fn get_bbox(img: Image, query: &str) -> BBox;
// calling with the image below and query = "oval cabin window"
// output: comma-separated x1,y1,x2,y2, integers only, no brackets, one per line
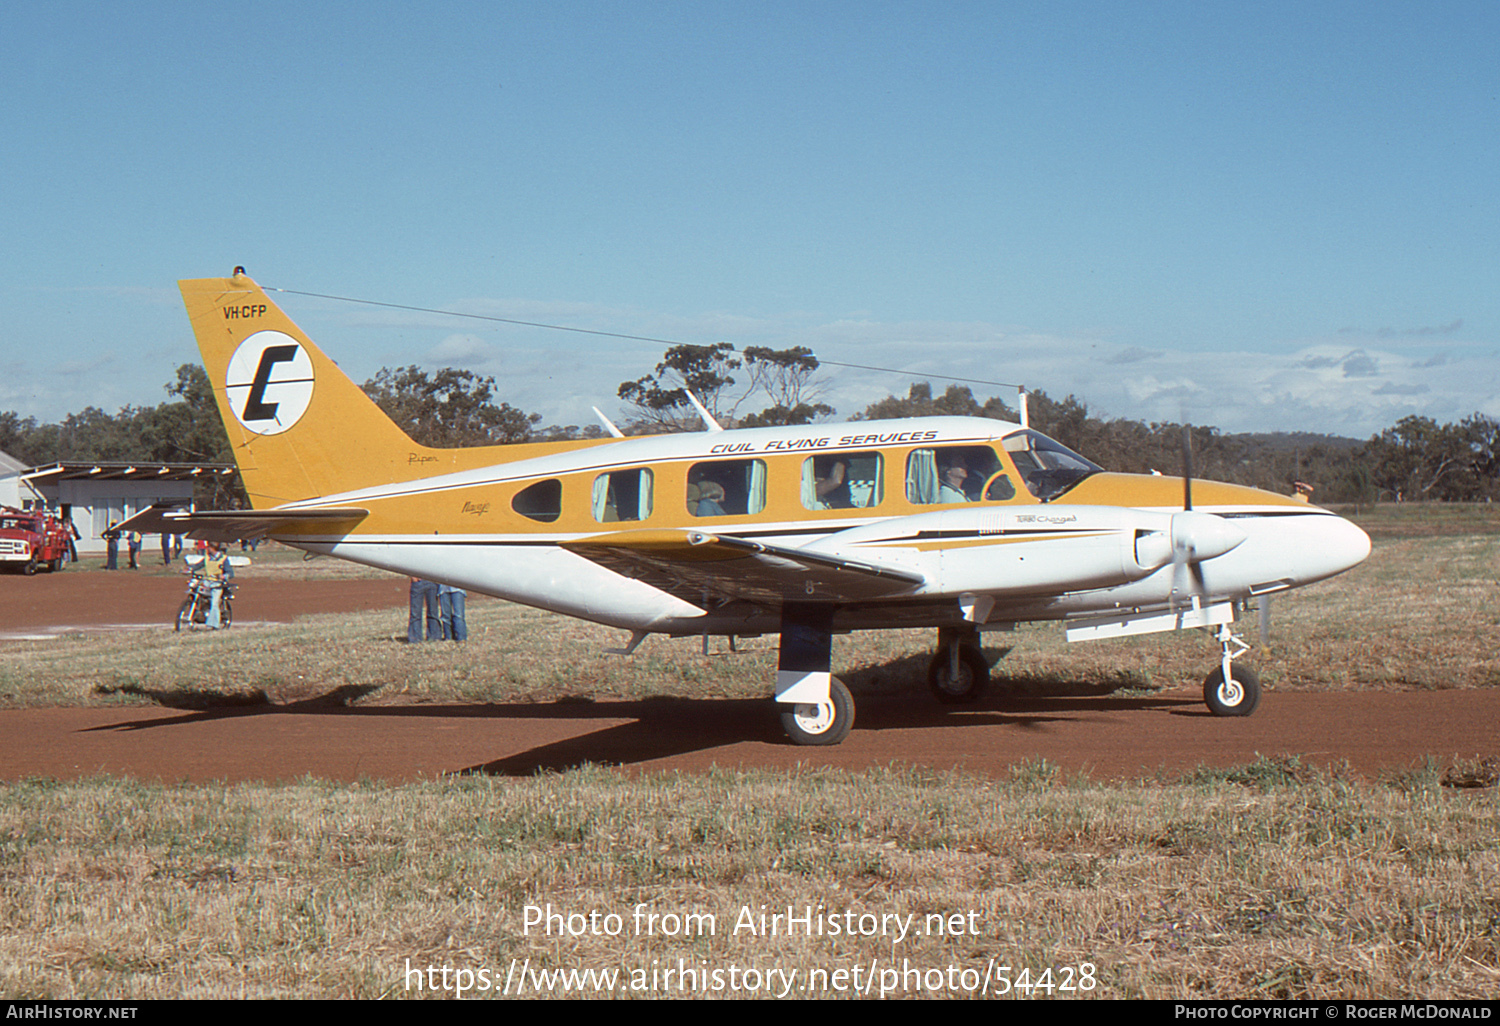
512,479,562,523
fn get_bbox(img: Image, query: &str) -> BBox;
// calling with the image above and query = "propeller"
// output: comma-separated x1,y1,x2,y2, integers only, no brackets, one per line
1182,423,1194,513
1131,425,1246,604
1169,511,1244,608
1172,424,1198,608
1178,422,1270,644
1167,424,1245,610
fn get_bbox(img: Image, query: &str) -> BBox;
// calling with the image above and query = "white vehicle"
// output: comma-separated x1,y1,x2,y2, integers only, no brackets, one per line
122,270,1370,745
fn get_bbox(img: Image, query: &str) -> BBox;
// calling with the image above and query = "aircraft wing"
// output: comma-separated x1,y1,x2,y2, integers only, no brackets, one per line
562,529,925,608
116,502,369,543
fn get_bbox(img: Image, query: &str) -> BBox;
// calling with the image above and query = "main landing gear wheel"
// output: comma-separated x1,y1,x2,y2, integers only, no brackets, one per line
927,645,989,704
1204,665,1260,717
780,677,854,746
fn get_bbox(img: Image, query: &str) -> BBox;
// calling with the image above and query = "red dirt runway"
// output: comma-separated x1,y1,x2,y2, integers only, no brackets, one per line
1,569,1495,783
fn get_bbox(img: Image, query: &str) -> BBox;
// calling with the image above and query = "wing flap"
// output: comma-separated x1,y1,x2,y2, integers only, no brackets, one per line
563,529,925,607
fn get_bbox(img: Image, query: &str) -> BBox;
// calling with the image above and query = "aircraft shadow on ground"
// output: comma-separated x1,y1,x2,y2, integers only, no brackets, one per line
82,659,1199,775
457,690,1198,776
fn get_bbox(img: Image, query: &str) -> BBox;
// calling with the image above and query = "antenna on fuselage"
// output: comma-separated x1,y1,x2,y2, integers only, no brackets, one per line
684,390,723,433
1018,388,1029,429
592,407,625,438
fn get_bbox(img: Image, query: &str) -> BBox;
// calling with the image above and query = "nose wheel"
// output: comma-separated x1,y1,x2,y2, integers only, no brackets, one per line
1204,624,1259,716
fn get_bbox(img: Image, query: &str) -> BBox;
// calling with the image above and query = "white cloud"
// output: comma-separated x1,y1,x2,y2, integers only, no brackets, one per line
12,291,1492,443
427,334,498,365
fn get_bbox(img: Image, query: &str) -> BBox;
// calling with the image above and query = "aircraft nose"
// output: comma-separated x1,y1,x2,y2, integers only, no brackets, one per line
1326,514,1372,572
1296,512,1371,583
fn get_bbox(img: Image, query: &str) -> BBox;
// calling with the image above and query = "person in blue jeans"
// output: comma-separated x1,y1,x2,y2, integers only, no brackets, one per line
407,578,441,642
438,585,468,641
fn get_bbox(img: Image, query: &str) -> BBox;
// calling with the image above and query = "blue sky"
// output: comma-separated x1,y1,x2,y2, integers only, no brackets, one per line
2,0,1496,440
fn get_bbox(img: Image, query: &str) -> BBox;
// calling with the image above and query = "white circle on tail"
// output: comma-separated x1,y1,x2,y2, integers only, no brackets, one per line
224,331,315,435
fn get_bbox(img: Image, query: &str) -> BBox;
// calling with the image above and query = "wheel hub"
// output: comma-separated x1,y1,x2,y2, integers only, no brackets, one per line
792,702,834,734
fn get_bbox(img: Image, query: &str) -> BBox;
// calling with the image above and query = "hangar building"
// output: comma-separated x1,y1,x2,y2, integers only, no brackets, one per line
0,449,235,555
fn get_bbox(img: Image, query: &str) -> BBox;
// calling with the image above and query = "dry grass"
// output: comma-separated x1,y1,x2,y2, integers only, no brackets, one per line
0,765,1495,999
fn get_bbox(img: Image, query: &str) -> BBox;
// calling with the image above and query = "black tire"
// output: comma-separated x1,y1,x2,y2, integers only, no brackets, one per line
21,556,37,576
1204,665,1261,717
780,677,854,746
221,597,232,629
927,644,990,704
176,597,194,632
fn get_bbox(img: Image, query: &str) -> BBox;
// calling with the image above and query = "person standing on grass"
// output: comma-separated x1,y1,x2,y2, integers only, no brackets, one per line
438,584,468,642
408,578,441,643
127,531,141,570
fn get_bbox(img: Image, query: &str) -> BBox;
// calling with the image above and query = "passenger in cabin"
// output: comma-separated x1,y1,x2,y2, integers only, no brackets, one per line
814,459,850,508
694,480,728,517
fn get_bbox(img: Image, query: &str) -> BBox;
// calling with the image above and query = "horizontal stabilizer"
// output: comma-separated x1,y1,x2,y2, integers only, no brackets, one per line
117,502,368,543
563,529,924,608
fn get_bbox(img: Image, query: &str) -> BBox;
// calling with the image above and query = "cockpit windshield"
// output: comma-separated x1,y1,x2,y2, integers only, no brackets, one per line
1001,430,1103,502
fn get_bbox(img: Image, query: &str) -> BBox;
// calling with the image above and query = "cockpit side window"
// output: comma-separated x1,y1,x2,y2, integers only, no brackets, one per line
905,446,1012,504
1001,430,1103,501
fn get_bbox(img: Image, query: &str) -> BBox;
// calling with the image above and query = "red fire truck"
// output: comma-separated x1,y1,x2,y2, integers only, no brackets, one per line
0,507,72,574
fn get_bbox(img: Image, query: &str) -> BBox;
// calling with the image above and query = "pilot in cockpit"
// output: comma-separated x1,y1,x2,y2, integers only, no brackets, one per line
938,461,972,503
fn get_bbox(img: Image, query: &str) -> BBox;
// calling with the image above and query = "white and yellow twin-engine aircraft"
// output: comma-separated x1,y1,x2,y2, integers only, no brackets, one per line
128,270,1371,745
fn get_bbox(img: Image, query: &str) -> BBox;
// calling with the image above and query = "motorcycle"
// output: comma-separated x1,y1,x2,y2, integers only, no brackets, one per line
175,573,234,631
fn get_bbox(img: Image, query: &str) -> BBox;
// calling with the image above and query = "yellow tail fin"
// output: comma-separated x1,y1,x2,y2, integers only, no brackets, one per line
181,270,595,508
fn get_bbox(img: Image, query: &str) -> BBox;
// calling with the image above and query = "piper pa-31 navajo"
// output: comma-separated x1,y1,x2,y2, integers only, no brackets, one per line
125,270,1371,745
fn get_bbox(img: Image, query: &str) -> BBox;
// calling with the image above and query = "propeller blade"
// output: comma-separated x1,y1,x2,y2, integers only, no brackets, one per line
1258,595,1271,650
1171,539,1209,610
1182,424,1194,512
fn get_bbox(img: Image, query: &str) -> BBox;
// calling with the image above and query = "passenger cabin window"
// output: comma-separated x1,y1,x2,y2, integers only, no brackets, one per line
1001,430,1102,501
687,459,767,517
592,468,653,522
511,479,562,523
801,452,884,510
906,446,1015,504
